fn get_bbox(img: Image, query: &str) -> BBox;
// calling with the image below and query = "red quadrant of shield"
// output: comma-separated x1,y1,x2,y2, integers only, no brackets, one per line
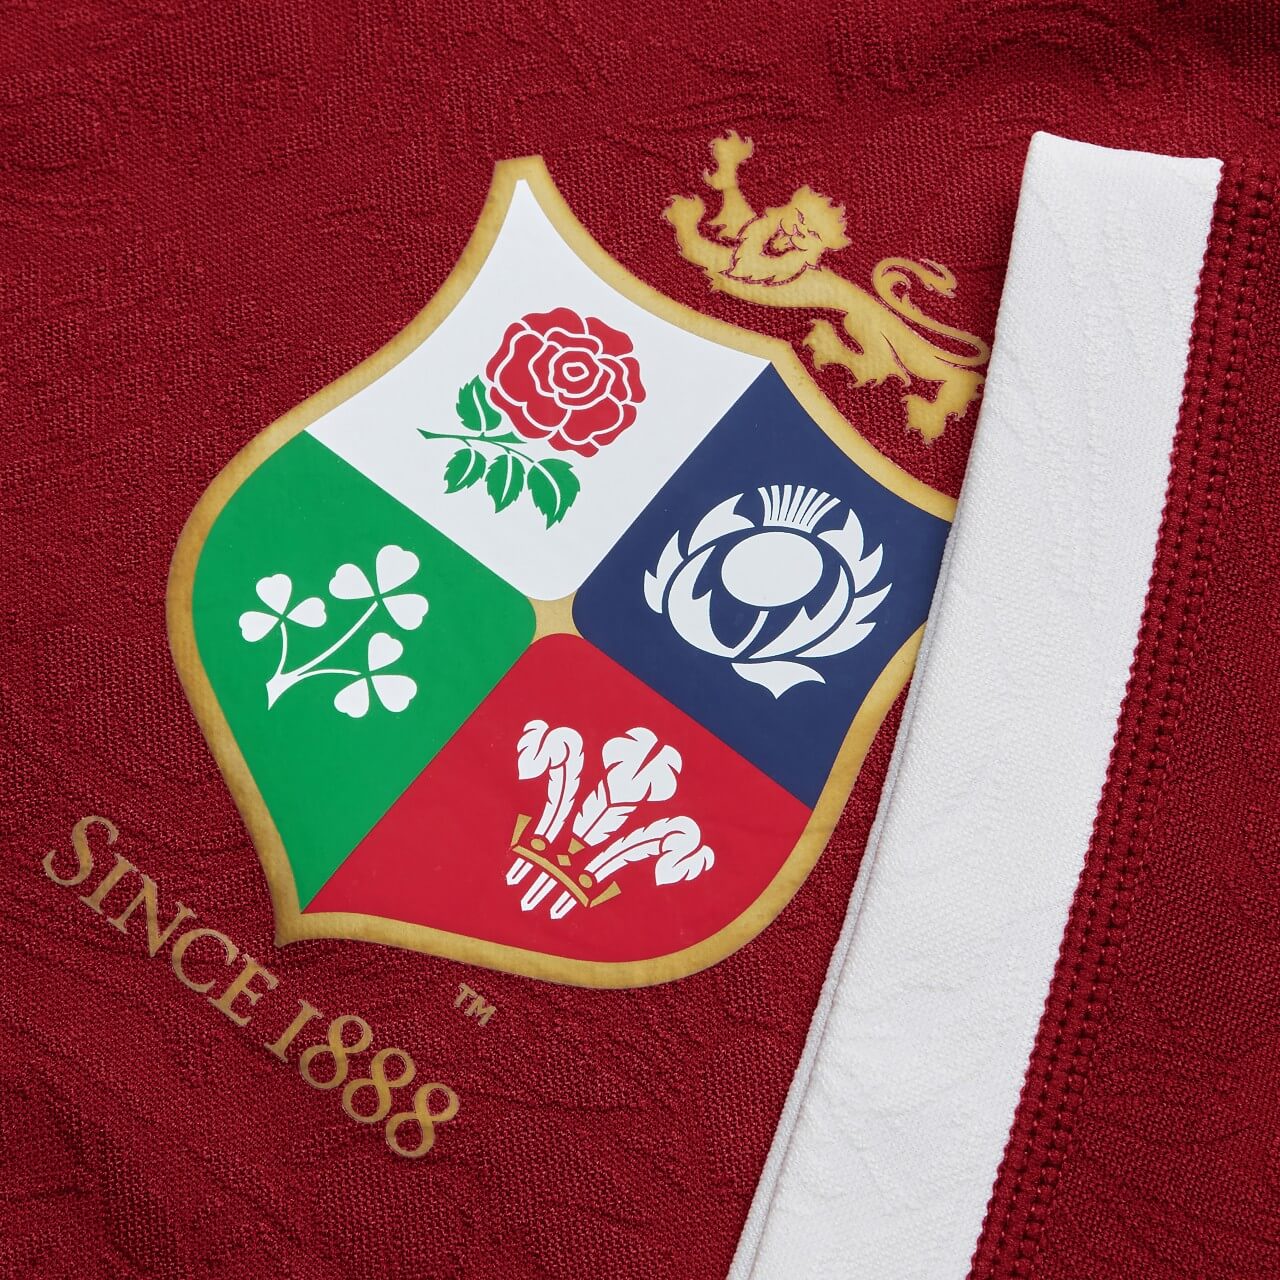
306,633,810,964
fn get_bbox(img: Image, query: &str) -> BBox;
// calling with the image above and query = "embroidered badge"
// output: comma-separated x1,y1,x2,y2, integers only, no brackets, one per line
168,153,952,987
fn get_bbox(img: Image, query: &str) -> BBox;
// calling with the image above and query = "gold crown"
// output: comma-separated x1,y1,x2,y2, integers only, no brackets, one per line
508,814,622,910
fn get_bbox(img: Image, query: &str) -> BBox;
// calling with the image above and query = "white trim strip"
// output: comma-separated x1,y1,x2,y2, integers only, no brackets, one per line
730,133,1222,1280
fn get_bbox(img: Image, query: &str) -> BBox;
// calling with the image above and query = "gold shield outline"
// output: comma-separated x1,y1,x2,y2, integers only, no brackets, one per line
167,155,954,988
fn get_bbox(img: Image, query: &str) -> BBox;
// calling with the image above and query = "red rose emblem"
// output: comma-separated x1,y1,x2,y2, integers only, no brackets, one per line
485,307,646,457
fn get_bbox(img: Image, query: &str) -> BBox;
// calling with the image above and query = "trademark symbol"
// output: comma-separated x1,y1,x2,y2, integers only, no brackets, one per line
454,982,496,1027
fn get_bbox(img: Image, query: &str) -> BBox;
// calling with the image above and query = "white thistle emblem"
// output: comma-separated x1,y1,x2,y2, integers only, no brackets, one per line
505,721,713,920
644,484,890,697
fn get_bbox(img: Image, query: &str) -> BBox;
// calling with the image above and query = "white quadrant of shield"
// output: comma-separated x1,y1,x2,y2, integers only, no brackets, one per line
307,180,767,600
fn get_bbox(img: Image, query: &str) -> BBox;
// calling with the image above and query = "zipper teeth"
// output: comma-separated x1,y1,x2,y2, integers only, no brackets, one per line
970,163,1272,1279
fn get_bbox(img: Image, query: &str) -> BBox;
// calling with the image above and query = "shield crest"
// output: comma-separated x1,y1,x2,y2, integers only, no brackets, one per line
168,157,953,987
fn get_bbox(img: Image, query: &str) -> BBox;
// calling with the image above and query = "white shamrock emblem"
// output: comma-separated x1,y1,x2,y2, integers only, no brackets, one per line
328,544,430,630
332,633,418,719
238,544,428,716
238,574,326,641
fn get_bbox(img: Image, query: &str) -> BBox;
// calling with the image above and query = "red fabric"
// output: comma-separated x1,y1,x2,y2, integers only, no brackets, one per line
972,167,1280,1278
2,4,1280,1278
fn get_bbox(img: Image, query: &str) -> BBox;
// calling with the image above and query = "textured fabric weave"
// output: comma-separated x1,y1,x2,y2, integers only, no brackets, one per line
973,158,1280,1280
731,132,1221,1280
3,5,1280,1278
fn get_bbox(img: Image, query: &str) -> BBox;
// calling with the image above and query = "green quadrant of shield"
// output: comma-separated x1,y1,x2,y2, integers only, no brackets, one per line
192,432,535,905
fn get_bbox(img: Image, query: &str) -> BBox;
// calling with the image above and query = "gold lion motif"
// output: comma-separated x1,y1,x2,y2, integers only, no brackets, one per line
665,132,989,441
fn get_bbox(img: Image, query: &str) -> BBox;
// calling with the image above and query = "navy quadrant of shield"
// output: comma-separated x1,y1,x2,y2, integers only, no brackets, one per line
576,366,950,806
